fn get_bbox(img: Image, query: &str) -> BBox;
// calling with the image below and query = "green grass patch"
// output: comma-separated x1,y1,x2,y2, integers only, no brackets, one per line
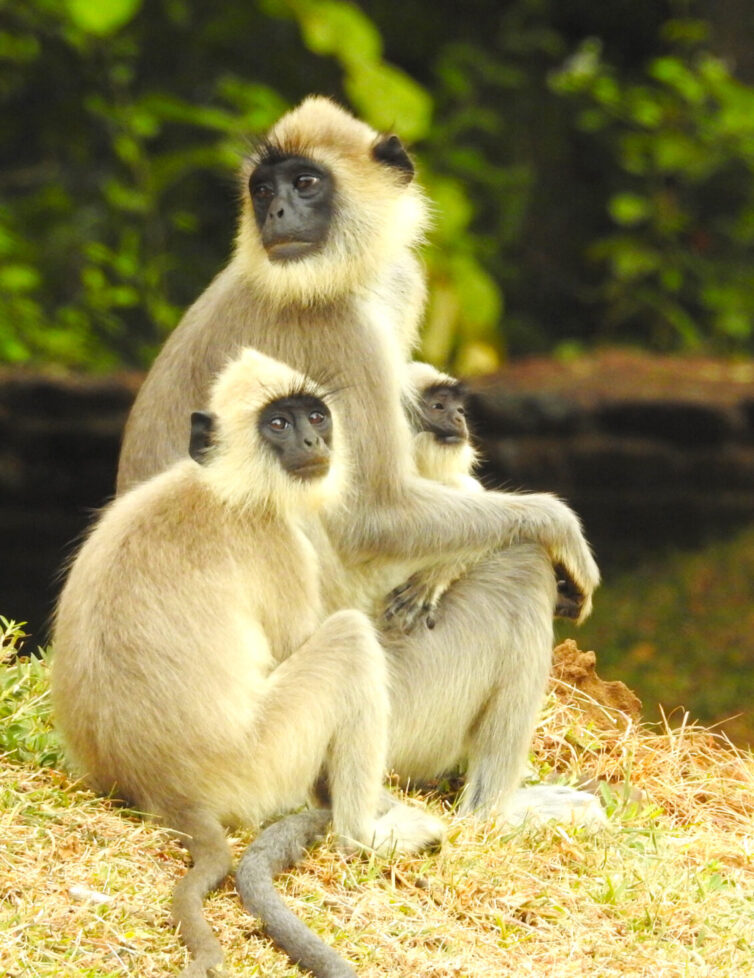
559,523,754,745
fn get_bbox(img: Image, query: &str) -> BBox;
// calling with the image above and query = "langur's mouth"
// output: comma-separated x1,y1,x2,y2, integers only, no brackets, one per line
267,240,321,262
436,434,464,445
291,460,331,480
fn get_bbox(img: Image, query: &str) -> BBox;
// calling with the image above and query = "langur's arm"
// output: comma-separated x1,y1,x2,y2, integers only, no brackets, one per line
331,481,599,621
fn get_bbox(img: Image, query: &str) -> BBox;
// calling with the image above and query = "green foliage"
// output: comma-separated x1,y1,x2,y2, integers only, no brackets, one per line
275,0,433,140
64,0,143,36
551,25,754,352
1,0,293,367
0,0,503,372
0,619,62,767
420,4,567,366
3,1,754,368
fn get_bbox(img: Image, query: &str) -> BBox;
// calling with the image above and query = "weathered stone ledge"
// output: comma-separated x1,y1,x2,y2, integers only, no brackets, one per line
2,352,753,639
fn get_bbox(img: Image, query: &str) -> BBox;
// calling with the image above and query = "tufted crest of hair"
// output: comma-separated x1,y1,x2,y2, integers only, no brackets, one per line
236,95,430,306
201,347,345,512
406,360,459,397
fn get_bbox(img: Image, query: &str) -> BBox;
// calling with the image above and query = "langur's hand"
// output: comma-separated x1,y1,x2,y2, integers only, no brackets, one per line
382,573,443,633
526,494,600,623
553,563,586,620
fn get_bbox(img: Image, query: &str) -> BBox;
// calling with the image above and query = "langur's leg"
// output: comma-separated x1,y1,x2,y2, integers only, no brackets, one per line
255,610,443,853
384,543,556,817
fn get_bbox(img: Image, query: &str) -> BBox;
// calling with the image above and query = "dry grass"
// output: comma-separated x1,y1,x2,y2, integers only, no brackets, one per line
1,650,753,978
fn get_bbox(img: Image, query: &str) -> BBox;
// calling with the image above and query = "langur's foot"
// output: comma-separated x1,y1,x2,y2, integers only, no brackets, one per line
553,563,586,620
506,784,607,830
369,802,445,855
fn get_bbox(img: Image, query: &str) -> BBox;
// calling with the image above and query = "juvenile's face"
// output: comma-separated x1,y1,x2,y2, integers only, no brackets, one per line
419,384,469,445
258,394,332,480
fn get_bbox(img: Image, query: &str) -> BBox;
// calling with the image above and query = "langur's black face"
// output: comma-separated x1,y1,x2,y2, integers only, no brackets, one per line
419,384,469,445
258,394,333,480
249,155,334,262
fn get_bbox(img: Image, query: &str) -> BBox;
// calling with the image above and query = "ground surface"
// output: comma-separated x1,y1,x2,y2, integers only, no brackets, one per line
2,646,753,978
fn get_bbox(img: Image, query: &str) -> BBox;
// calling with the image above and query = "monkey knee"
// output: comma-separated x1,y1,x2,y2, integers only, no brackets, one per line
324,608,376,639
321,610,380,655
318,610,387,681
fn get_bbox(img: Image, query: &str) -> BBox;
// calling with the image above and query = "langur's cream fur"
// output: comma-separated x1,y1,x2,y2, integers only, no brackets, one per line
202,348,348,513
116,95,600,840
236,96,430,311
405,360,481,492
380,362,484,628
53,348,443,978
413,431,480,493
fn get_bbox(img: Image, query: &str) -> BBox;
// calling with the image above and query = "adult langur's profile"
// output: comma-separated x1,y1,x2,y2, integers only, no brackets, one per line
52,349,444,978
116,95,601,822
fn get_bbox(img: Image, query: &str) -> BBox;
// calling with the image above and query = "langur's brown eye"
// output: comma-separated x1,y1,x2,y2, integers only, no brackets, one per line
269,417,289,431
252,183,274,199
432,402,444,411
309,410,326,425
295,174,319,192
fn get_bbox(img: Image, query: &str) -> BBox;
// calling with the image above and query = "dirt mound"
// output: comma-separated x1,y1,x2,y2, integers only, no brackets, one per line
552,638,642,728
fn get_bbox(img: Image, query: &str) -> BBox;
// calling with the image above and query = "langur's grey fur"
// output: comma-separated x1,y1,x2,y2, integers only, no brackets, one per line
236,810,357,978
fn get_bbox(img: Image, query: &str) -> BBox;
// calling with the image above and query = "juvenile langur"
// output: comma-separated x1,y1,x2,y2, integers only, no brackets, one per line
408,360,482,493
52,349,444,978
116,96,600,822
387,361,585,628
384,361,482,630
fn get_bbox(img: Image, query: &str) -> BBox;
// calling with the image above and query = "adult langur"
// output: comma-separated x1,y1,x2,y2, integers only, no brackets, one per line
116,95,600,820
53,349,444,978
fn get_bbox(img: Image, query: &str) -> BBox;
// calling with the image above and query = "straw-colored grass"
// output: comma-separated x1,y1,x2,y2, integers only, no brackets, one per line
1,626,752,978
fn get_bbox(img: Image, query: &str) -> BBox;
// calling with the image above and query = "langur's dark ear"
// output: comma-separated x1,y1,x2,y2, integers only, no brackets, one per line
372,134,414,184
189,411,216,464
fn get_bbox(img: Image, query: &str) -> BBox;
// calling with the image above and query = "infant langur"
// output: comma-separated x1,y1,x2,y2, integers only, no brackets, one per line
384,361,482,631
386,361,588,629
51,349,443,978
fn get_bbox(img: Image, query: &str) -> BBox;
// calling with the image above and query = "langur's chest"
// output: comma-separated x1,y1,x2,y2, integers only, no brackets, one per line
247,529,323,659
247,304,384,383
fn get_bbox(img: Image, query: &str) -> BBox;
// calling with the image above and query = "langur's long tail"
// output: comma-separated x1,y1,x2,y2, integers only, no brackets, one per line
236,809,357,978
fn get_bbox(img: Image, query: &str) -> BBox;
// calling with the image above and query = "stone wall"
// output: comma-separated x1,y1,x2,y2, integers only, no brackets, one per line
0,371,139,643
467,352,754,567
2,352,753,643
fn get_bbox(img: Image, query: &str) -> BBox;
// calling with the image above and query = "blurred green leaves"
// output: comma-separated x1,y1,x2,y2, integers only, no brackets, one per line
0,0,503,372
268,0,433,139
64,0,142,37
0,619,61,768
0,0,289,367
552,27,754,351
3,2,754,371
